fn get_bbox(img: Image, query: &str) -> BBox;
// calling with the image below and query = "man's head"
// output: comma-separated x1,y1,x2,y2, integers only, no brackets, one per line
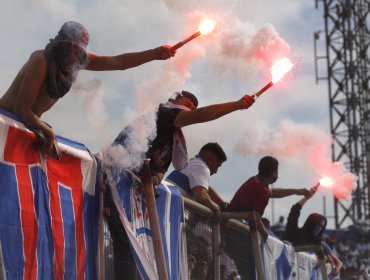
44,21,90,98
169,91,198,110
258,156,279,183
55,21,90,49
199,142,227,175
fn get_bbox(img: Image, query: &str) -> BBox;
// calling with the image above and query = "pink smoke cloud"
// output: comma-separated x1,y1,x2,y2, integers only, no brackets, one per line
234,119,357,199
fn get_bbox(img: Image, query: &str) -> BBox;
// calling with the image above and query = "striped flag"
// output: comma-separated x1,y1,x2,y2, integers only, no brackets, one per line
0,108,100,280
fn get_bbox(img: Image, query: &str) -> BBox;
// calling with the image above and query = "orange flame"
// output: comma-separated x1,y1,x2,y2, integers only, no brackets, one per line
319,176,334,188
271,58,293,84
198,19,216,35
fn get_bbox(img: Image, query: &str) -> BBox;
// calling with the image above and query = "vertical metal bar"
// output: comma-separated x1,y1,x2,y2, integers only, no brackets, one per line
213,222,221,280
97,171,105,280
250,211,265,280
142,159,168,280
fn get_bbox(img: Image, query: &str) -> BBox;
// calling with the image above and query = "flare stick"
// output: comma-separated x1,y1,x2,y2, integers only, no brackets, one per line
254,81,273,98
171,31,201,51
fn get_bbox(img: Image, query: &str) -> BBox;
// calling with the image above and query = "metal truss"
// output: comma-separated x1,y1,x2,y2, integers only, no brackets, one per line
315,0,370,229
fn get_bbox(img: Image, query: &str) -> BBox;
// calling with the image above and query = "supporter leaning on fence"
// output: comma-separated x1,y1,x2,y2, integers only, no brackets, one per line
166,142,229,222
103,91,255,279
225,156,311,240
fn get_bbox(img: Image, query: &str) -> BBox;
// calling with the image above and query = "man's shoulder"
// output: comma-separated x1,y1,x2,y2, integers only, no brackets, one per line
28,50,47,66
157,105,183,121
240,177,268,194
29,50,45,59
188,156,207,166
185,157,209,174
240,176,258,188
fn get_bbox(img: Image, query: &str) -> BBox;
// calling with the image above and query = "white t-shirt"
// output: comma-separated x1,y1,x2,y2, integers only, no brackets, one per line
180,156,210,191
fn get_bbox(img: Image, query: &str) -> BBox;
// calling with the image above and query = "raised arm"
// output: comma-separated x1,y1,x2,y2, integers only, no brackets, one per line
285,184,319,242
86,46,175,71
270,187,311,198
174,95,255,127
296,184,319,207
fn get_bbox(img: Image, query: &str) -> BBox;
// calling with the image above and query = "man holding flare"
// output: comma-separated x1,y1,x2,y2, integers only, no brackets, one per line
0,21,176,158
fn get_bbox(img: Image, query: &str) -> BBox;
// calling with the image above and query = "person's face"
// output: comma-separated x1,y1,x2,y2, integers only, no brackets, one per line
271,168,278,183
175,96,197,110
206,153,223,175
313,219,326,237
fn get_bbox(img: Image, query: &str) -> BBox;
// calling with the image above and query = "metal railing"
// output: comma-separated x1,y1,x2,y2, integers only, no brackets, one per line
102,195,326,280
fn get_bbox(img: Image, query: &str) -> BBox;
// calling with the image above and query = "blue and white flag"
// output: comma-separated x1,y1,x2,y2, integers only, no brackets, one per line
106,168,187,280
0,108,100,280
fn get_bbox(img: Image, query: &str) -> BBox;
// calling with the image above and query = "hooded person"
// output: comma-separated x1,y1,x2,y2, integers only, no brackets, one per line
0,21,175,158
284,186,344,277
284,184,327,246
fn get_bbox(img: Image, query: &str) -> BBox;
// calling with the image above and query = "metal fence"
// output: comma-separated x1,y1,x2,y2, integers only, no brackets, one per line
103,197,254,280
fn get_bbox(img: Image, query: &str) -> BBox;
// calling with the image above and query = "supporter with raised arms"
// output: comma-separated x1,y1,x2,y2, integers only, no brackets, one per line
104,91,255,279
0,21,175,158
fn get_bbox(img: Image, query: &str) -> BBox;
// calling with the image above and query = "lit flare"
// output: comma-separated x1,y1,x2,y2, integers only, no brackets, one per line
198,19,216,35
171,18,216,51
254,57,293,98
271,58,293,84
319,176,334,188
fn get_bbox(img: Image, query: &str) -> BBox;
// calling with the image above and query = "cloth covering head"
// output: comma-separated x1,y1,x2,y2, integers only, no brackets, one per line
170,91,199,108
44,21,90,99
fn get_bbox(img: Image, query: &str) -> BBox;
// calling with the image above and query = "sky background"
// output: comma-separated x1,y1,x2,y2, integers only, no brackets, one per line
0,0,357,229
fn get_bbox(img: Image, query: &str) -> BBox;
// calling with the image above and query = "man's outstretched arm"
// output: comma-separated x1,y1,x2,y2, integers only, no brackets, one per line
86,46,175,71
174,95,255,128
270,188,311,198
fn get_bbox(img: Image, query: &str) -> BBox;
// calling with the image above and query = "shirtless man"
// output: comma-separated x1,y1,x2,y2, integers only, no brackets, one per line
0,21,175,157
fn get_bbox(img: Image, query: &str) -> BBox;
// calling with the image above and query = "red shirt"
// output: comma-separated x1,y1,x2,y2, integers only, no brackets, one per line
228,176,270,215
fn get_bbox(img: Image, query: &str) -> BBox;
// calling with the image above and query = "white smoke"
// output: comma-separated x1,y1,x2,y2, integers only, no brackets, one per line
72,77,109,139
101,110,158,172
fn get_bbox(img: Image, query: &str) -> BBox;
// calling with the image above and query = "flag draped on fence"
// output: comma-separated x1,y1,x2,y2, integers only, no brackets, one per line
105,166,187,280
0,108,100,280
260,235,320,280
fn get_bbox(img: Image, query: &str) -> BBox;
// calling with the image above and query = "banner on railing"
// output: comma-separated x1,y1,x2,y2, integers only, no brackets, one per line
260,235,320,280
0,108,100,280
107,172,187,280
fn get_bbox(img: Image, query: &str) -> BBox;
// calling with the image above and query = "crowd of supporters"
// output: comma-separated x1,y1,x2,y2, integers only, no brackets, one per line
270,217,370,280
323,226,370,279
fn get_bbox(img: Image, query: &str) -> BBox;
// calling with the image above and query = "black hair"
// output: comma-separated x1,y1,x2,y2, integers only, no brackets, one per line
258,156,279,177
170,91,199,108
199,142,227,162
